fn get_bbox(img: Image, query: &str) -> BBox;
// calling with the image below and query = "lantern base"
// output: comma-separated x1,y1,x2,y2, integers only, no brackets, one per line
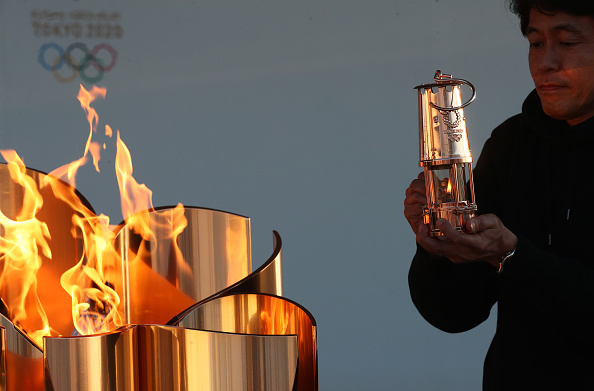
423,202,477,237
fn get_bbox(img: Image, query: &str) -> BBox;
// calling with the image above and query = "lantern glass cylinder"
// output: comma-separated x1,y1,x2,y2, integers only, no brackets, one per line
423,162,475,235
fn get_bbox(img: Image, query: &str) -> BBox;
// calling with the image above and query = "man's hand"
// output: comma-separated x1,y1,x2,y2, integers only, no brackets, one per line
404,172,426,235
417,215,518,267
404,171,517,267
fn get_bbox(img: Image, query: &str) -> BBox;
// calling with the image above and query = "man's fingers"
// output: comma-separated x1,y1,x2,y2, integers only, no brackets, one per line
405,180,426,197
438,219,482,249
404,193,426,210
416,223,443,256
436,219,458,237
464,215,498,233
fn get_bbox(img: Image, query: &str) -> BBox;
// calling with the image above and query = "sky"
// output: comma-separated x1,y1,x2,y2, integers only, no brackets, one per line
0,0,535,389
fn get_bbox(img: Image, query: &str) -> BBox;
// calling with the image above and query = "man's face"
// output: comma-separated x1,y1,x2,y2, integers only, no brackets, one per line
527,9,594,125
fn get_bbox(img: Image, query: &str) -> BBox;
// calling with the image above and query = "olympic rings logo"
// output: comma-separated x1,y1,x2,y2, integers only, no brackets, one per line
38,42,118,84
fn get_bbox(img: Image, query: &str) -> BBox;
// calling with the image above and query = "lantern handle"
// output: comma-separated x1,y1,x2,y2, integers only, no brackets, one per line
429,70,476,111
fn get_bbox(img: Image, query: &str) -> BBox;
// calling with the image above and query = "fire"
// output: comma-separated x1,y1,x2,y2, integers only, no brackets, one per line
49,85,106,186
0,150,54,347
78,85,106,173
114,129,187,244
58,210,122,335
115,130,154,226
41,84,122,336
114,128,191,314
0,84,188,341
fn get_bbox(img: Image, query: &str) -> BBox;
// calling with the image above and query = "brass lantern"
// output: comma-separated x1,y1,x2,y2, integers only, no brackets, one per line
414,70,477,237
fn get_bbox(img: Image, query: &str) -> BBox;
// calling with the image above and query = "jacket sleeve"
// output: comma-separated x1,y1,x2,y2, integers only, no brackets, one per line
408,245,497,333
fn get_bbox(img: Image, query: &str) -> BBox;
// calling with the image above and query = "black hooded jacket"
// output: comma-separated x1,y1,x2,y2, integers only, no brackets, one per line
408,90,594,390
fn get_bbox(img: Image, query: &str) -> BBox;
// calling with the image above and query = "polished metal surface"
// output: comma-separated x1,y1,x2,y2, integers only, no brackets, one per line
0,327,6,391
0,162,313,390
414,71,474,165
44,324,298,391
422,70,476,111
175,293,318,391
414,71,477,236
169,230,284,326
0,314,43,391
224,230,283,297
0,163,89,339
111,206,252,325
44,326,137,391
223,231,283,296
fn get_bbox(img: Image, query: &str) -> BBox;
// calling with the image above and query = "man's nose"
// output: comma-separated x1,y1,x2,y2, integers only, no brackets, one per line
539,44,561,71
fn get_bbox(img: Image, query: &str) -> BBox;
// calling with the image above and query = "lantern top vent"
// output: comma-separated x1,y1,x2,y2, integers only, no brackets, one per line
413,70,476,111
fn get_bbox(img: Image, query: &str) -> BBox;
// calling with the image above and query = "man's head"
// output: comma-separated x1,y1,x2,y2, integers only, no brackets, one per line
509,0,594,36
510,1,594,125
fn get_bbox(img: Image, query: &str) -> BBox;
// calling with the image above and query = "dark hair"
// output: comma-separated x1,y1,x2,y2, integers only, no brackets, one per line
508,0,594,35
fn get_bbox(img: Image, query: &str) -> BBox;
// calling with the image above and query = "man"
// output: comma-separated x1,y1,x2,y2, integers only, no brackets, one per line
404,1,594,389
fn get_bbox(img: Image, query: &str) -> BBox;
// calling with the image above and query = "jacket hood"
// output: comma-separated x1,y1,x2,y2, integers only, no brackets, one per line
519,89,591,252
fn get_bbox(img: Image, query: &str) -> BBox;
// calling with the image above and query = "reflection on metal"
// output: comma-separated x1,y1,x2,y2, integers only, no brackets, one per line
169,231,284,325
44,325,298,391
0,163,317,390
175,294,318,391
0,314,43,391
0,326,6,391
224,231,283,297
44,326,137,391
414,71,477,236
112,206,253,325
0,163,90,338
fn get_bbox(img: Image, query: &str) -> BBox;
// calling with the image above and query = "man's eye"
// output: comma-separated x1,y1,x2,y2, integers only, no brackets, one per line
529,41,543,49
560,41,579,47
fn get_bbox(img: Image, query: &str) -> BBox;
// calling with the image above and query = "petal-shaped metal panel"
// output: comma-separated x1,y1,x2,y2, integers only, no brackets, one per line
43,325,298,391
0,163,91,338
44,326,138,391
0,314,43,391
174,293,318,391
0,326,6,391
169,231,284,325
0,163,315,391
221,230,283,297
111,206,252,325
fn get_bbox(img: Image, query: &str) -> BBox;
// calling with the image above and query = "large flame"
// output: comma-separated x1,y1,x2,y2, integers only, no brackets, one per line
0,150,54,347
114,129,191,297
0,84,189,340
43,85,123,336
115,128,187,241
59,212,122,335
49,85,106,187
